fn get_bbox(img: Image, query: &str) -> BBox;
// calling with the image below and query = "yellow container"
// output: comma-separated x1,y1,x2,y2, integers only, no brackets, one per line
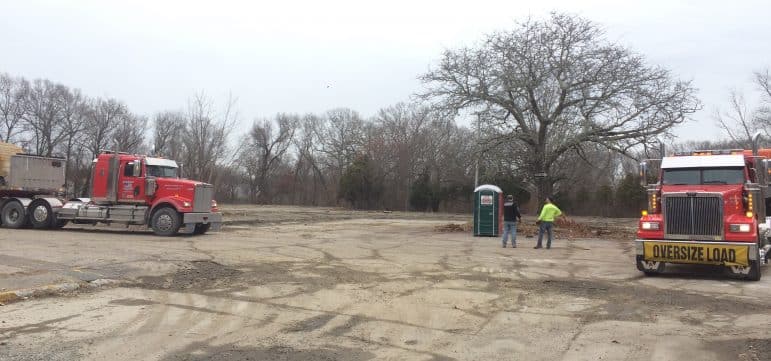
0,142,23,179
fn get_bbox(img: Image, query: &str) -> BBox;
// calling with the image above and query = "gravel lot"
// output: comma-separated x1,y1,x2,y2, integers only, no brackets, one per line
0,206,769,360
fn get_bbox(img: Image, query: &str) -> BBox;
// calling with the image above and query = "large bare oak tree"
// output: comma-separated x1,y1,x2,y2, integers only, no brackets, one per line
421,13,700,204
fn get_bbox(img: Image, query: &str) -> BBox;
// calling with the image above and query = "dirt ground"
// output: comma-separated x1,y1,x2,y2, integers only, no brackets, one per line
0,205,770,361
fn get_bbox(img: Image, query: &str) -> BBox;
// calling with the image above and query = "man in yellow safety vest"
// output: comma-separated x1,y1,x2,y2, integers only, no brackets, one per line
534,197,562,249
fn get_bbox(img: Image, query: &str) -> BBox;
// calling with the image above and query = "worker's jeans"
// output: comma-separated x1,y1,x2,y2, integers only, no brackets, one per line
536,221,554,248
501,221,517,246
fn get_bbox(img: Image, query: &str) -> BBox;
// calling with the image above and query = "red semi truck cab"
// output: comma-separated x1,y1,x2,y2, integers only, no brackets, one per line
74,152,223,235
636,149,771,280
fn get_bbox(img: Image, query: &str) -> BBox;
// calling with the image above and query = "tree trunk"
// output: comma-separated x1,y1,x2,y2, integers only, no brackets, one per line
532,158,554,215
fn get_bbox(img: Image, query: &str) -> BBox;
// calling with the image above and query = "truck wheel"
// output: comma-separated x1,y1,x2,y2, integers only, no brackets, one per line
151,207,181,236
1,201,28,229
747,260,761,281
29,199,54,229
636,255,665,275
193,223,211,235
731,245,762,281
747,245,761,281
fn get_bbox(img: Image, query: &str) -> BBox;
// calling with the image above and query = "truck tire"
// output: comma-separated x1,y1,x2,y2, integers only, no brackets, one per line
1,201,28,229
151,207,181,236
28,199,54,229
747,245,761,281
193,223,211,235
747,260,761,281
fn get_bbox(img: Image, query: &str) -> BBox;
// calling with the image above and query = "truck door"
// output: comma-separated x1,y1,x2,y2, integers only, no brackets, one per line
118,160,145,203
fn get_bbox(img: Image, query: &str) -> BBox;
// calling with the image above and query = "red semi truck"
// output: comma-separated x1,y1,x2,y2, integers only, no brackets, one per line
0,143,222,236
637,148,771,280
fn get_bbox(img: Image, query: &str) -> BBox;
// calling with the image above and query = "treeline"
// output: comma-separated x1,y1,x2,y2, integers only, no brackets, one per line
0,74,235,198
0,73,477,211
2,76,768,217
0,72,657,215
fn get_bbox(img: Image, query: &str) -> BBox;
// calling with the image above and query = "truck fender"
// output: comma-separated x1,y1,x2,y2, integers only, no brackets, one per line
147,198,186,222
34,197,64,212
1,197,33,215
62,198,89,209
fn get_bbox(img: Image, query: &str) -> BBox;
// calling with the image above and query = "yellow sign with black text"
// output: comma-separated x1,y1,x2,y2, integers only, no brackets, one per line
643,242,749,266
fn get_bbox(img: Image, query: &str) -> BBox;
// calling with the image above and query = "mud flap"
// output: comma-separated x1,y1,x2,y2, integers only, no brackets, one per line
182,222,221,233
182,223,196,233
636,255,665,274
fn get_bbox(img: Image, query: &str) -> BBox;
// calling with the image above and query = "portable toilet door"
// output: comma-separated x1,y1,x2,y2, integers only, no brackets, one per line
473,184,503,236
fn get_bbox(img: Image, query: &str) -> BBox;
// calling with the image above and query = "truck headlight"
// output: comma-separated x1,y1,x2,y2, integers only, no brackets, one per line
641,222,660,230
729,224,751,233
183,201,191,208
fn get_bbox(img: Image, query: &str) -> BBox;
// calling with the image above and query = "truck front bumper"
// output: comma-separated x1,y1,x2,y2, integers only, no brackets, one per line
182,212,223,231
635,239,758,266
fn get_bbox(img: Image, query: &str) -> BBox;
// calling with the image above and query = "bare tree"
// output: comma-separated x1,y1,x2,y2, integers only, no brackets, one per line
152,111,186,159
21,79,71,156
714,90,762,148
56,87,87,192
112,112,148,153
82,97,129,158
420,13,700,203
181,92,237,184
756,69,771,100
239,114,298,203
236,133,261,203
421,115,468,210
0,73,27,143
375,103,432,210
755,69,771,127
292,114,326,205
314,108,365,202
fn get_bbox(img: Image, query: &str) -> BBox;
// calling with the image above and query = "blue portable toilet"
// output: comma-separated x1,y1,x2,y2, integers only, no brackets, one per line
473,184,503,236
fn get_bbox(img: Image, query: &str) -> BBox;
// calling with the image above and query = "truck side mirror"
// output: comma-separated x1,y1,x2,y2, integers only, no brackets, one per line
145,177,157,197
761,159,771,185
133,161,141,177
639,161,648,187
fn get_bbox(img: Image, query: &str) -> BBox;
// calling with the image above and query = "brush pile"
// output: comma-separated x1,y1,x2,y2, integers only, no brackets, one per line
434,222,473,232
434,217,635,240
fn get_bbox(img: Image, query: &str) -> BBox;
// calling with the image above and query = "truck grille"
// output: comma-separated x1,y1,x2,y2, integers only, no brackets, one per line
664,195,723,238
193,184,214,213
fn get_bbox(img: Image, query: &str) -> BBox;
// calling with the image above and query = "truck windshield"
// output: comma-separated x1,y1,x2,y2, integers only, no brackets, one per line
146,165,178,178
662,167,745,185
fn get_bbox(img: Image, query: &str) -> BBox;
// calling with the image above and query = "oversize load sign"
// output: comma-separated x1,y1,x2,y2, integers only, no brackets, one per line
643,242,749,266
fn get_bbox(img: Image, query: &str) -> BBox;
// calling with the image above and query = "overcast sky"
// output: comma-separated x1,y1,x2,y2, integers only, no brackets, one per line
1,0,769,141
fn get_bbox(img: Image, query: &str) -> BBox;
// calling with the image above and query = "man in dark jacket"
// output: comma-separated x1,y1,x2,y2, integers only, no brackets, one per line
501,195,522,248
